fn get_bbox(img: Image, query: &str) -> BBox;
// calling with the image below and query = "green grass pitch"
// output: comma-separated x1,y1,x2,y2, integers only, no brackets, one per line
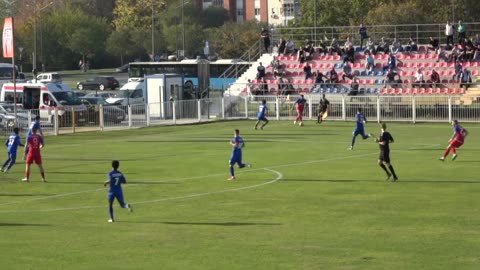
0,120,479,270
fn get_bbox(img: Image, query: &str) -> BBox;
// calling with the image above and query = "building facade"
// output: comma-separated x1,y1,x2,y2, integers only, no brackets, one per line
192,0,300,26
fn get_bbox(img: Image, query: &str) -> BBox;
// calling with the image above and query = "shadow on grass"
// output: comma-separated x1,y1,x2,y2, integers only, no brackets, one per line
119,221,282,226
0,223,51,227
0,193,53,197
282,178,480,184
47,171,109,175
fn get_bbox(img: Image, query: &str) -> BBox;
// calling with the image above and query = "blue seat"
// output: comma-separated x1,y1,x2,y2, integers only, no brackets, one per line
367,71,374,76
360,71,367,76
334,63,343,69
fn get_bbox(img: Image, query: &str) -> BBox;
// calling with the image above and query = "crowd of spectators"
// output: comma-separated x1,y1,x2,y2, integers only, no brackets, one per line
249,20,479,96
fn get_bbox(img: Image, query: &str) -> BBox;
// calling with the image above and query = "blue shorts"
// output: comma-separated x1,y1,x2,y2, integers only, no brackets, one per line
258,115,268,121
353,128,368,138
7,151,16,160
108,190,125,204
229,152,243,166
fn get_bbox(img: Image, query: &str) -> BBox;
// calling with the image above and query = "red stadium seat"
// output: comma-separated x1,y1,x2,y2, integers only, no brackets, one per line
404,88,412,94
419,88,426,94
426,88,434,94
381,88,389,94
395,88,404,95
472,70,479,76
353,63,362,68
388,88,396,95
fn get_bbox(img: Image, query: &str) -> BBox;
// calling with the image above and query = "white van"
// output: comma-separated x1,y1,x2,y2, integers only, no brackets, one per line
35,72,62,84
106,80,145,106
1,82,87,126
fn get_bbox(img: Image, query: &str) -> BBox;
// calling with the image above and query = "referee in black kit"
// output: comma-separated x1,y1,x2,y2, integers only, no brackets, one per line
376,123,398,181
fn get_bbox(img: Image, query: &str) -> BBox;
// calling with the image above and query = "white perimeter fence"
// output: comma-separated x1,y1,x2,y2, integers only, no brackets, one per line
3,95,480,136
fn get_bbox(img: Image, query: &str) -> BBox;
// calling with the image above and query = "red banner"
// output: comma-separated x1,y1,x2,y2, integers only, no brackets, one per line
2,17,14,58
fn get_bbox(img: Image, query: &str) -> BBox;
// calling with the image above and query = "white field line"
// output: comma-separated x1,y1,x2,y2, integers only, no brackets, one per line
0,144,438,213
0,168,283,213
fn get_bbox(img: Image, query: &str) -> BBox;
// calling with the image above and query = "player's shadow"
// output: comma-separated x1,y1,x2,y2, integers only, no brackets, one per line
282,178,480,184
0,223,51,227
120,221,282,226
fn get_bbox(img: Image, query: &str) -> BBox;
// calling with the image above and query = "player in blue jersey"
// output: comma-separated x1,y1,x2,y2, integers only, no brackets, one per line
349,108,372,150
1,127,24,173
23,115,43,160
228,129,250,181
104,160,132,223
254,100,269,130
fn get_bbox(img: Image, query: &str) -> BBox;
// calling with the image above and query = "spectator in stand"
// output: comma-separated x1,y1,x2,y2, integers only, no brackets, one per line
258,77,268,94
298,47,307,64
359,24,368,49
278,75,294,95
445,21,455,47
329,38,341,56
456,42,467,62
342,36,353,54
317,39,328,56
460,68,472,89
453,62,463,80
390,38,403,54
464,38,475,62
256,62,266,80
304,39,315,57
405,36,418,54
246,79,253,96
413,69,425,88
314,70,325,86
430,69,441,87
383,53,397,72
376,37,389,54
327,67,339,84
284,39,295,56
426,37,440,55
342,62,355,81
348,77,360,96
342,44,355,65
365,37,376,54
278,38,286,56
365,52,375,73
457,20,467,42
271,57,285,79
303,64,313,80
473,34,480,61
260,27,271,53
385,67,401,87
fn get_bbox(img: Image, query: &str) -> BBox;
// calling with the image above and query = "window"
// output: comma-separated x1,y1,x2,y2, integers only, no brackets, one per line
283,3,294,17
254,8,260,16
237,8,244,16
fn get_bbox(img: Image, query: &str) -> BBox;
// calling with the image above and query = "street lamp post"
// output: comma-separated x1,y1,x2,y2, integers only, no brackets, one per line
18,46,23,73
33,1,54,75
151,2,155,60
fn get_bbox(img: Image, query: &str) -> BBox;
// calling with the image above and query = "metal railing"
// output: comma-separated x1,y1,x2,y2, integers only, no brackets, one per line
3,95,480,137
273,22,480,48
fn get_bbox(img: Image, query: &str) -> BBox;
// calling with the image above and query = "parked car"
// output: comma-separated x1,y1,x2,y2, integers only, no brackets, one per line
84,92,115,100
115,64,129,73
74,91,86,98
36,72,62,83
79,97,126,124
0,102,34,129
76,76,119,91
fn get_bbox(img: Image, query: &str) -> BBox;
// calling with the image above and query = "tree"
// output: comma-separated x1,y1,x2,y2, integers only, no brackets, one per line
106,29,145,65
206,21,261,59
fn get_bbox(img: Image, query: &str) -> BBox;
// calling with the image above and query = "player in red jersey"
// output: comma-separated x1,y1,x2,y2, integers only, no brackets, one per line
292,94,307,126
439,120,468,161
22,127,46,182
